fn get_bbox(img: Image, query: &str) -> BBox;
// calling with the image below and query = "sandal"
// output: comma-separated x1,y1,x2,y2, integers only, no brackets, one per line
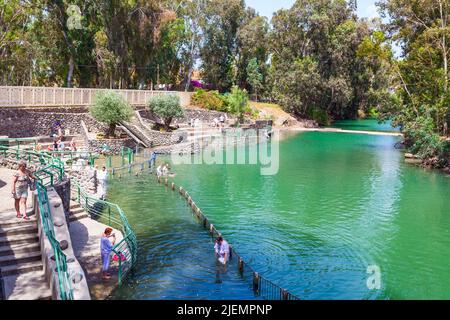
23,216,30,221
16,213,23,219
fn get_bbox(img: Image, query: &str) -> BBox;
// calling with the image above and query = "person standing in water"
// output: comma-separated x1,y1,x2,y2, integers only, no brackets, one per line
214,236,230,265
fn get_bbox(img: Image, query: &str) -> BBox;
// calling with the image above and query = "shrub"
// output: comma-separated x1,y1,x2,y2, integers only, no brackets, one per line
227,86,250,124
90,91,134,137
147,94,184,131
192,89,228,112
309,108,330,126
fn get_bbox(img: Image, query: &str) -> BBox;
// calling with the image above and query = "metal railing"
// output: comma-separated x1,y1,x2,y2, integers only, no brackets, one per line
107,163,300,300
0,143,138,296
71,180,137,285
0,86,192,108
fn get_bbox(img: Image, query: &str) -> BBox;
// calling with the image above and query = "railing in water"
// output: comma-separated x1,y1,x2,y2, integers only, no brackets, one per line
107,162,300,300
0,86,192,108
0,144,138,297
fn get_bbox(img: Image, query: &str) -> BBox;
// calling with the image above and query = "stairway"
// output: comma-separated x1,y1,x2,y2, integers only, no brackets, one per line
0,211,51,300
69,203,89,222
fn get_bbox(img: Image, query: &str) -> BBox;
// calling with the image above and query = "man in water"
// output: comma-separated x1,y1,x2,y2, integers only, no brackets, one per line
214,236,230,265
97,166,108,200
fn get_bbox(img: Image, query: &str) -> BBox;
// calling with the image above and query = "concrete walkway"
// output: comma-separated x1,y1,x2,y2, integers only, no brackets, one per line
68,212,124,300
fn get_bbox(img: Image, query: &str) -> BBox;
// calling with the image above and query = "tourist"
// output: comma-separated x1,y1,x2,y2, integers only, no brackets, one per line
219,114,225,124
69,138,77,151
58,139,65,154
53,139,59,152
11,161,37,220
100,227,116,280
150,152,157,169
156,164,163,177
97,166,108,200
35,143,43,153
214,236,230,265
162,163,169,176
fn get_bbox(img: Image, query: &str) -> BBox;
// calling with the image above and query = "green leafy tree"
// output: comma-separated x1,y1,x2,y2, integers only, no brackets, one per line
378,0,449,166
246,58,263,101
147,94,185,130
90,91,134,137
227,86,250,123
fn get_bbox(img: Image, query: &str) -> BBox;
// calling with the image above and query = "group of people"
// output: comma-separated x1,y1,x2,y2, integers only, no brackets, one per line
156,163,171,177
90,165,109,200
212,114,227,128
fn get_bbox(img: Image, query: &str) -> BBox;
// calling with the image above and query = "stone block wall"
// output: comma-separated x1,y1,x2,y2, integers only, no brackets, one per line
0,108,107,138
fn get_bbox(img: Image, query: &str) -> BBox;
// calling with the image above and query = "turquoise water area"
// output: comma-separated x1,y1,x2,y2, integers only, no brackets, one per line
110,121,449,300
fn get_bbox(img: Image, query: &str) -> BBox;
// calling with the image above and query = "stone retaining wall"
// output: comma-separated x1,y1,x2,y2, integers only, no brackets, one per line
0,108,106,138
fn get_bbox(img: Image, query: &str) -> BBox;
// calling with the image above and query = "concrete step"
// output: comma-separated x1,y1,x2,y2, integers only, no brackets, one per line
0,233,39,247
0,210,36,228
0,242,41,257
69,212,89,222
3,272,51,300
0,260,43,276
70,203,81,210
0,224,38,237
0,251,42,267
70,207,85,215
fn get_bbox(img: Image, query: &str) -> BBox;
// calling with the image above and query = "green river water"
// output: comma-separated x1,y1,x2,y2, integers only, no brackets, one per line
109,120,449,300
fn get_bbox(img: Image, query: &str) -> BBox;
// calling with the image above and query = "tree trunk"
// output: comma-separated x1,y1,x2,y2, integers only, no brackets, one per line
108,123,116,138
164,117,173,131
67,55,74,88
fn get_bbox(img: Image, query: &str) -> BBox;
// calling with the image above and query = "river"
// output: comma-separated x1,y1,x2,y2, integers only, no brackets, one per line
109,120,449,300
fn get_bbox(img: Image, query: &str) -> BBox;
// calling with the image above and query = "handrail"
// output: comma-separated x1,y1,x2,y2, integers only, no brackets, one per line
0,144,138,296
71,180,137,284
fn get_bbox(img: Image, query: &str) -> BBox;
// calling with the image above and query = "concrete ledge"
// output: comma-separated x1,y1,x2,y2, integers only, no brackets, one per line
38,187,91,300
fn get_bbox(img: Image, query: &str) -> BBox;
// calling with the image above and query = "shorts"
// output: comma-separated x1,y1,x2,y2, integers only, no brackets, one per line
15,189,28,199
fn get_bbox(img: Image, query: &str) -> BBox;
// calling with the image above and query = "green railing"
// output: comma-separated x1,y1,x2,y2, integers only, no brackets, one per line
0,143,138,296
71,180,137,284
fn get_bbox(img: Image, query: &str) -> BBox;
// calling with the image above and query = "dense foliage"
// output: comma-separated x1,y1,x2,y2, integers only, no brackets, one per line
378,0,449,167
192,89,229,112
1,0,448,166
90,91,134,137
147,94,184,130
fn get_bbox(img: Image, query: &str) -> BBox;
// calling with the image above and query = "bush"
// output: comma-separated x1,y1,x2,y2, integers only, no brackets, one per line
228,86,250,124
403,116,449,166
308,108,330,126
192,89,228,112
147,94,184,130
90,91,134,137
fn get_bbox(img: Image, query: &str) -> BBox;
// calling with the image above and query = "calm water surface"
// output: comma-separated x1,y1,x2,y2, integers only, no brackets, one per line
110,121,449,300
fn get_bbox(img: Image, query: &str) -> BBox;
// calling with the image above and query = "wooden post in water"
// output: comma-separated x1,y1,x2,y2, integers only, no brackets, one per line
210,224,214,236
171,183,175,190
238,258,244,274
165,178,168,186
253,272,260,293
